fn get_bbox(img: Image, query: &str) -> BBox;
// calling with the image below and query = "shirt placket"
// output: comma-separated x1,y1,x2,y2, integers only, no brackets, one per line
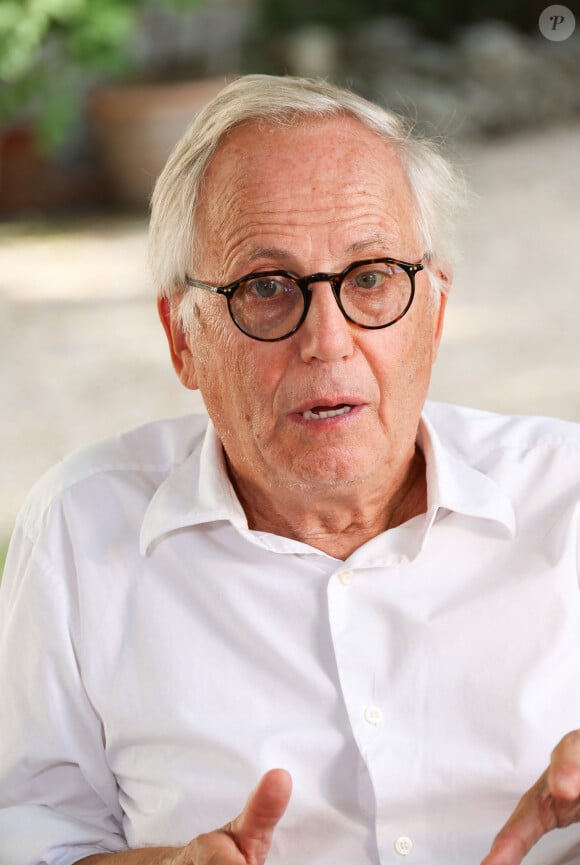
327,559,431,865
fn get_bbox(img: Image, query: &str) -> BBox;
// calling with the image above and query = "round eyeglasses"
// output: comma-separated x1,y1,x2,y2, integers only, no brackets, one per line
185,256,424,342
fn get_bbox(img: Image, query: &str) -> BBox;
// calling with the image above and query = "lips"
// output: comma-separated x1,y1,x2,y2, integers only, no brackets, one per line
290,395,365,422
301,404,353,420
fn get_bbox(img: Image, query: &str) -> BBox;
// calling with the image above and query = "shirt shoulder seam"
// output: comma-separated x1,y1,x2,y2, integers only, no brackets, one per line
18,458,184,541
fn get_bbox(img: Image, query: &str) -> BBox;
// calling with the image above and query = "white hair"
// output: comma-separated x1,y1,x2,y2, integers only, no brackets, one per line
149,74,466,310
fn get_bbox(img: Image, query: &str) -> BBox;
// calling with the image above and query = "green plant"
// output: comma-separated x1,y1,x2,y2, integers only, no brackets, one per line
0,0,201,150
0,0,135,147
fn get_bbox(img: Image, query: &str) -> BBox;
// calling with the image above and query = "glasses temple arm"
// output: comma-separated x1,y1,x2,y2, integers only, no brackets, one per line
185,277,223,294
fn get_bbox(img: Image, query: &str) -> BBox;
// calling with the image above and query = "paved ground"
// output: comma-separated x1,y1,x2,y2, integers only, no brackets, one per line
1,122,579,536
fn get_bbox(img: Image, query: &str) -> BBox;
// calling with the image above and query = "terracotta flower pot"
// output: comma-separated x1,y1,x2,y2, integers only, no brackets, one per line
90,77,227,208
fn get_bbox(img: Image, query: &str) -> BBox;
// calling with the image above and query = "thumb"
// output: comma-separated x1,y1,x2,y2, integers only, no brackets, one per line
227,768,292,864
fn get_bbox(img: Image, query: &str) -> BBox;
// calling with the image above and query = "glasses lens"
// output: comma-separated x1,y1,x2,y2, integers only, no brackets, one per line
230,274,304,339
340,261,412,327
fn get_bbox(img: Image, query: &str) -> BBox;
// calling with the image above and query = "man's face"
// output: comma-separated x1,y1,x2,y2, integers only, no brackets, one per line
161,116,448,496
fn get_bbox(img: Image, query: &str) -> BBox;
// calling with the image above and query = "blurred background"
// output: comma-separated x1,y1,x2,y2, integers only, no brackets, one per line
1,0,579,558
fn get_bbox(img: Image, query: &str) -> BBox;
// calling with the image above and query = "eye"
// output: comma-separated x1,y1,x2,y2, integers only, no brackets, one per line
347,262,403,291
246,277,288,299
355,270,385,289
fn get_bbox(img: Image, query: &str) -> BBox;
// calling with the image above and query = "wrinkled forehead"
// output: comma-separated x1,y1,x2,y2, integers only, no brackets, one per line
193,116,420,273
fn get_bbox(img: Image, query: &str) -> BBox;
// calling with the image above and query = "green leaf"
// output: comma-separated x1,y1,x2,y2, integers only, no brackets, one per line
0,2,21,33
0,13,49,79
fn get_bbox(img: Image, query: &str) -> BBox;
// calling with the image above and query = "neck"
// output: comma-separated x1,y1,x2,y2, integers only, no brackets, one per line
228,447,427,560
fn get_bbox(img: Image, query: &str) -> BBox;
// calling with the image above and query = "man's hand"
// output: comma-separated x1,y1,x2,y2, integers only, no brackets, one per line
481,732,580,865
173,768,292,865
78,769,292,865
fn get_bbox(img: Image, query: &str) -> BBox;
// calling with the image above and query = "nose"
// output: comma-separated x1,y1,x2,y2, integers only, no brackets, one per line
297,281,355,363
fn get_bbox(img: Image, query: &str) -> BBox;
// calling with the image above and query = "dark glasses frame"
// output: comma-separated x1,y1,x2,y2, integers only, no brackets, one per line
185,256,425,342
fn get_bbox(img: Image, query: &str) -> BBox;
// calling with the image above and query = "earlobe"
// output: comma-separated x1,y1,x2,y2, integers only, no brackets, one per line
157,296,199,390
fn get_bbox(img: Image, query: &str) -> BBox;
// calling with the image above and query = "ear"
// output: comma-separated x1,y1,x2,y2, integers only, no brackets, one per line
157,296,199,390
432,265,452,356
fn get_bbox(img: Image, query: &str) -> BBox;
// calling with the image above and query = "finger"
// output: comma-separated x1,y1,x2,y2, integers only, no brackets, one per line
226,769,292,864
548,730,580,801
479,773,553,865
480,829,539,865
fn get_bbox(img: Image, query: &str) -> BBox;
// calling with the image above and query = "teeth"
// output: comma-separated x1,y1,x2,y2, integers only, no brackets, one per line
302,405,353,420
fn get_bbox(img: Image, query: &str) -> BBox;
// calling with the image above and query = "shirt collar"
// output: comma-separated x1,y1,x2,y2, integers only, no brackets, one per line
140,420,247,555
140,409,516,556
419,410,516,535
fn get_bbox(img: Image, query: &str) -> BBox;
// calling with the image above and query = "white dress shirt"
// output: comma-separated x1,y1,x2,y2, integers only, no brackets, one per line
1,402,580,865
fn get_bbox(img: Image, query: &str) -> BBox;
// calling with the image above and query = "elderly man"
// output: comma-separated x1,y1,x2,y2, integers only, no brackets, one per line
0,74,579,865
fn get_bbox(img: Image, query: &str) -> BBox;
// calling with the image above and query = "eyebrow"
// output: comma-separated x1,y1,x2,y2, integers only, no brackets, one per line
243,234,397,269
244,247,294,266
346,234,396,255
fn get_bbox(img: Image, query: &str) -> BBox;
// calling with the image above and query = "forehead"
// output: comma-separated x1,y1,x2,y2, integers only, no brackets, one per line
196,115,419,270
203,114,414,203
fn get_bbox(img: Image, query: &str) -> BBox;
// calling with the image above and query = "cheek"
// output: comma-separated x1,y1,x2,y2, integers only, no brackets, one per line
405,312,438,383
191,311,282,428
404,307,441,398
375,302,439,408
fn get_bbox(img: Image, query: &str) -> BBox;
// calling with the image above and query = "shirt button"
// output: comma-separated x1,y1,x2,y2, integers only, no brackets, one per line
364,705,382,726
337,569,353,586
394,836,413,856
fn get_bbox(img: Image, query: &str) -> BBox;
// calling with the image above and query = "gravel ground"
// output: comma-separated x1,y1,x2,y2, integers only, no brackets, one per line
1,122,579,536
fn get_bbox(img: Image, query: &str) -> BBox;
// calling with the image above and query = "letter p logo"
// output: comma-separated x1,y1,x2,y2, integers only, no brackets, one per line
539,5,576,40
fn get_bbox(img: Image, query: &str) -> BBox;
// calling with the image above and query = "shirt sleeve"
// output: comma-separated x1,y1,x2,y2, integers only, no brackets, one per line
0,513,128,865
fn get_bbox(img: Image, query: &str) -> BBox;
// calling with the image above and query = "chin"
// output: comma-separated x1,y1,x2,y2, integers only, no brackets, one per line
283,452,370,488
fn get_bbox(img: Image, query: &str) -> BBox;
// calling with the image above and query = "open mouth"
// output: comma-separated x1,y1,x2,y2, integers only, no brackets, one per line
301,404,353,420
